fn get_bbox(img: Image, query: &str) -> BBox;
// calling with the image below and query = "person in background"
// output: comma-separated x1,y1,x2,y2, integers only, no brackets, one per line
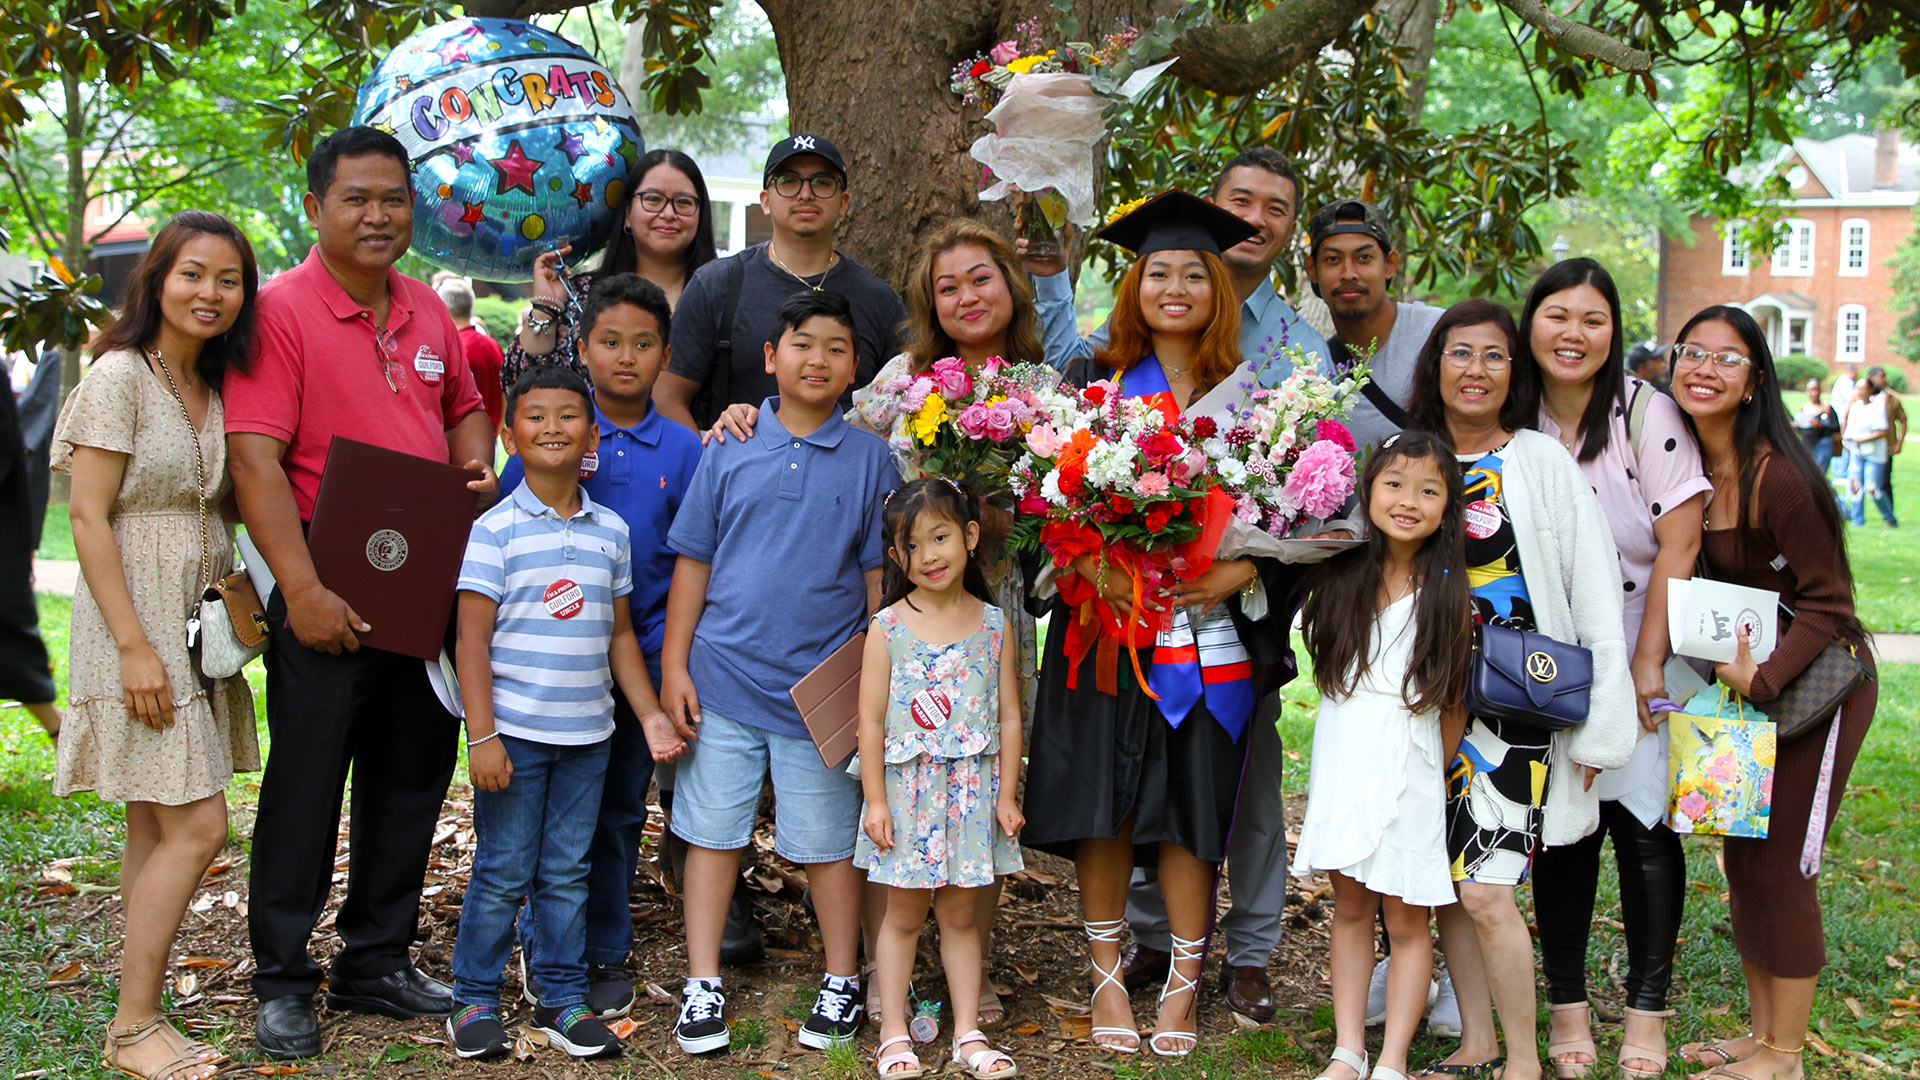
507,148,719,388
1625,341,1669,392
436,277,505,441
1830,362,1859,426
1840,378,1896,528
52,210,262,1080
1793,378,1840,479
1668,305,1877,1080
1867,365,1905,502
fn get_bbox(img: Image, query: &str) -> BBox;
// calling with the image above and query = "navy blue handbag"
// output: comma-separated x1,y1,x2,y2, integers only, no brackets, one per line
1464,623,1593,731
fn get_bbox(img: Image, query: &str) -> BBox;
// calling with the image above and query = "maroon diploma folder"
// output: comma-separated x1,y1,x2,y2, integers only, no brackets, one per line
306,437,479,661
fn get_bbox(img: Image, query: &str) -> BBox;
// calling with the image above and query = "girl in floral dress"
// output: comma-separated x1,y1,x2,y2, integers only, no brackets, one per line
854,478,1024,1079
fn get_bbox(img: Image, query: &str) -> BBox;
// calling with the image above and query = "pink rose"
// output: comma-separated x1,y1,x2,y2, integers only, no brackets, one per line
1316,419,1355,451
1134,471,1171,497
989,40,1021,65
1282,439,1358,520
983,402,1018,440
1171,449,1207,484
978,355,1005,381
1026,422,1064,457
955,402,993,439
1018,492,1049,515
931,357,972,399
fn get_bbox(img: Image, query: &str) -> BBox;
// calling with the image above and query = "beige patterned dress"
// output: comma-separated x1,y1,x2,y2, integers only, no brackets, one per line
51,349,257,805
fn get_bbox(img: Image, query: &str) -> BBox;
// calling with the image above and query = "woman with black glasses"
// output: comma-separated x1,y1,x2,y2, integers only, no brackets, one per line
504,147,720,384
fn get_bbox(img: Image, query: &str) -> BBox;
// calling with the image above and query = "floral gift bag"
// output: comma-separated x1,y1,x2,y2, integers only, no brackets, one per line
1667,687,1775,839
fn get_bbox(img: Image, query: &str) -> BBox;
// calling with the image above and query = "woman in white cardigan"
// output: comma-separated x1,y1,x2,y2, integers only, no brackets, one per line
1400,300,1637,1080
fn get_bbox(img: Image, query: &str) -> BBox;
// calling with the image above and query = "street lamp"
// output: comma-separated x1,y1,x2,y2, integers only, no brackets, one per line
1552,235,1571,261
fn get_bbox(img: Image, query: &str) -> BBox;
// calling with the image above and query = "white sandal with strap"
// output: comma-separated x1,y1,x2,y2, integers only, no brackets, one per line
1147,931,1206,1058
874,1034,924,1078
951,1029,1018,1078
1314,1046,1371,1080
1083,918,1139,1053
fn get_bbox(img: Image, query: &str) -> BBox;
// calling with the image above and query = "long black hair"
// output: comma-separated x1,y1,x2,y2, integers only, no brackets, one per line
1404,298,1536,436
880,477,992,610
1300,430,1473,714
599,148,718,279
1519,258,1625,463
94,209,259,389
1672,305,1869,644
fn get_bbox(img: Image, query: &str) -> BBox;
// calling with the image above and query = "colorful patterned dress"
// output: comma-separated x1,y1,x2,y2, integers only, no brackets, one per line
854,603,1024,889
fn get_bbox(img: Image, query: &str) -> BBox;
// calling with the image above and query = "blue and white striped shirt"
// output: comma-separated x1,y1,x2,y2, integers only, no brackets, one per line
459,483,633,745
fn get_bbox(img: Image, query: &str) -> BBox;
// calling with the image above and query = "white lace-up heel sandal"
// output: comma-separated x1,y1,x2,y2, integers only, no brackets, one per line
1147,931,1206,1058
1314,1046,1371,1080
1082,918,1139,1053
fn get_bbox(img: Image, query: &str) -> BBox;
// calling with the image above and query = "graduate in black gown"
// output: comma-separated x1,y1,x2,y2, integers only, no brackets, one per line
1021,192,1295,1058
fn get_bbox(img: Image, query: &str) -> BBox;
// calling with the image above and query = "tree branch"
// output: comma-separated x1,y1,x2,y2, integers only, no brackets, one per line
1493,0,1652,75
1162,0,1374,96
1,155,62,255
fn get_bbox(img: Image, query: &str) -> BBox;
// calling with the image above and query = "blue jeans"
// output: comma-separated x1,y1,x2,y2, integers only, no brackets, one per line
452,734,610,1010
1848,453,1896,525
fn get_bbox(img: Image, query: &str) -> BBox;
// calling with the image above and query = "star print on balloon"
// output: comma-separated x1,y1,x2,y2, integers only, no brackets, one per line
489,140,542,195
554,130,588,164
449,140,475,165
460,202,488,226
570,181,593,208
433,25,481,65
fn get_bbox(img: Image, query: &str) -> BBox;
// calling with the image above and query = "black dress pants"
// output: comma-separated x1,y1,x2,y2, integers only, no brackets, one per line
249,586,458,1000
1534,799,1686,1011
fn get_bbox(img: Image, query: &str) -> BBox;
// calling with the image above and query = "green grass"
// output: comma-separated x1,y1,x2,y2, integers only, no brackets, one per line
37,503,75,561
1839,474,1918,634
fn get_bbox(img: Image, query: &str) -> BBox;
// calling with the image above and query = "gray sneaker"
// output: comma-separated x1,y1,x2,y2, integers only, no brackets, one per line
1428,970,1462,1037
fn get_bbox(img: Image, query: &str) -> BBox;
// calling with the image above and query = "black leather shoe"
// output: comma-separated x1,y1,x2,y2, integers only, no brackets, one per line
718,889,764,965
1220,964,1277,1022
1120,942,1170,995
256,994,321,1059
326,966,454,1019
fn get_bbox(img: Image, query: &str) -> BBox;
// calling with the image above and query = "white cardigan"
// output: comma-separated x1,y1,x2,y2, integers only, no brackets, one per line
1494,430,1639,846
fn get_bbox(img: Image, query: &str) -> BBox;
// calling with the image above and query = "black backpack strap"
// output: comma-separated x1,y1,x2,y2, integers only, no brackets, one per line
697,254,748,429
1330,335,1413,432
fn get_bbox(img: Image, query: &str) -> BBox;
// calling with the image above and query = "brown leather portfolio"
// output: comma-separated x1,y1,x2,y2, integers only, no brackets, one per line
306,436,479,661
790,632,866,769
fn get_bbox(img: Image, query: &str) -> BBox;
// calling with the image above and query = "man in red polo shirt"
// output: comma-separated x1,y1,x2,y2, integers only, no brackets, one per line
225,126,497,1059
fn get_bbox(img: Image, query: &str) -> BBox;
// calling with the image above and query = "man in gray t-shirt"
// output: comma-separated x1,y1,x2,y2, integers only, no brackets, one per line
1302,199,1443,452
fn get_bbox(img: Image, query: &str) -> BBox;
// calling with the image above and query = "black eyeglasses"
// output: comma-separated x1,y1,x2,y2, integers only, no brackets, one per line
769,173,844,199
636,190,701,217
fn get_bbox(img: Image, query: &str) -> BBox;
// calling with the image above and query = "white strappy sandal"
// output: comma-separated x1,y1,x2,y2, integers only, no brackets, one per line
1082,918,1140,1053
1313,1046,1371,1080
1147,931,1206,1058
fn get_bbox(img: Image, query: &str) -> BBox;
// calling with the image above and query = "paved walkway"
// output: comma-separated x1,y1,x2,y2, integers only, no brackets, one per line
39,557,1920,663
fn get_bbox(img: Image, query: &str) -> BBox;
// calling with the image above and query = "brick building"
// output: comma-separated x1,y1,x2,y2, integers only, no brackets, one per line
1656,131,1918,381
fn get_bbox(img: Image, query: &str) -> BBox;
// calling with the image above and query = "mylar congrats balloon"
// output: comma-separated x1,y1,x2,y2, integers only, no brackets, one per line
351,17,644,282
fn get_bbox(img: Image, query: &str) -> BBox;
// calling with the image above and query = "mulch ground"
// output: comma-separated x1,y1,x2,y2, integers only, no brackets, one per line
28,788,1337,1078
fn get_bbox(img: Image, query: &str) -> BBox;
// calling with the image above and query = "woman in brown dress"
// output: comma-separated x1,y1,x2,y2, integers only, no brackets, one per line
1667,305,1876,1080
53,211,261,1080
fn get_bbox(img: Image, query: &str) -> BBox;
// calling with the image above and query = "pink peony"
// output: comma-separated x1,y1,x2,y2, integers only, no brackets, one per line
1282,439,1358,520
902,377,933,412
954,402,994,439
931,356,972,399
983,402,1018,440
1026,422,1064,457
1134,471,1170,497
989,40,1021,64
1316,420,1355,451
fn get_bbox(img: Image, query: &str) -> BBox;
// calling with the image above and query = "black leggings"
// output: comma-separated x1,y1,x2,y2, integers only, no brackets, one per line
1534,800,1686,1011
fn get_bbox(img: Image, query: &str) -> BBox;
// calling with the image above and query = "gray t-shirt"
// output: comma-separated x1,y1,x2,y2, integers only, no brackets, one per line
667,242,906,424
1335,300,1445,452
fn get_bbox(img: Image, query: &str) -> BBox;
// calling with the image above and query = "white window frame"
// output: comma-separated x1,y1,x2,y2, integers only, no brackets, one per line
1771,219,1815,277
1722,221,1749,276
1836,303,1867,362
1840,217,1870,277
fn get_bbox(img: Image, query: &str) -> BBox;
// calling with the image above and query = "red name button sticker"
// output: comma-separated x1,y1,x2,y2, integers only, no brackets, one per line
910,687,952,731
544,578,585,619
579,451,598,480
1463,499,1501,540
413,346,444,384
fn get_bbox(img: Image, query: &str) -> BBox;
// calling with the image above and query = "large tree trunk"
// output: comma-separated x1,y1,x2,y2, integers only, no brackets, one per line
53,65,90,506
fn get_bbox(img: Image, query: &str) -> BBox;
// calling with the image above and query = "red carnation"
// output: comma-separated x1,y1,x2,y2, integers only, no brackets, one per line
1190,416,1218,439
1108,494,1135,515
970,58,992,77
1082,384,1109,407
1145,505,1174,532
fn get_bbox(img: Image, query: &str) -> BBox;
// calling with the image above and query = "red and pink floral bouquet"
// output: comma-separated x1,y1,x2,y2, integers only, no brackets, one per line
1195,350,1371,538
852,357,1080,503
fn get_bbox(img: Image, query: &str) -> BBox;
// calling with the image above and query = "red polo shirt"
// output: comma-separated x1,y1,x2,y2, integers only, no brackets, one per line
456,323,505,431
225,246,484,519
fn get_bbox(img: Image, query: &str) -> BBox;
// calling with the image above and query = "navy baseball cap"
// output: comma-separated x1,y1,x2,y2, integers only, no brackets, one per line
763,134,847,186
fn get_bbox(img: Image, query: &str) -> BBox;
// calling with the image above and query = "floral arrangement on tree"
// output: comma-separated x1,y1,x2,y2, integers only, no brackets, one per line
949,17,1141,109
852,357,1080,503
1196,347,1372,538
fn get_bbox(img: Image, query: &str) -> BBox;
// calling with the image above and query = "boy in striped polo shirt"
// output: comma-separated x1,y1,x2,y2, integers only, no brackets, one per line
448,365,671,1060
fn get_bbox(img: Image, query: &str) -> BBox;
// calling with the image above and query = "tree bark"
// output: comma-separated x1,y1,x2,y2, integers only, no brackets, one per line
54,65,89,505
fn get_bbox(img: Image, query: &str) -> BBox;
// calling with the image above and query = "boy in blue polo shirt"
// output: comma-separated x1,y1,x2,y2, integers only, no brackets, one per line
662,291,898,1055
449,365,669,1061
499,274,703,1020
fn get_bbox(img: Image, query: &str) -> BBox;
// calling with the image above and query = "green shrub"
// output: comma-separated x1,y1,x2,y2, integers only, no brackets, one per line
470,295,526,355
1879,366,1909,393
1774,352,1828,390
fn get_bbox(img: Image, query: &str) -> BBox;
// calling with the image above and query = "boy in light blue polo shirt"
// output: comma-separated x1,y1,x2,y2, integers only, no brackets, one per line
661,291,898,1055
449,366,669,1061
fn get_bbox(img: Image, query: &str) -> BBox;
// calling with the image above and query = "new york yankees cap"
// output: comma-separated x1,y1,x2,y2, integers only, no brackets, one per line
763,134,847,186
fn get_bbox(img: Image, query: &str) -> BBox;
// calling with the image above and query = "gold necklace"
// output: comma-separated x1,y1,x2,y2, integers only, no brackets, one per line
150,348,196,389
767,241,838,291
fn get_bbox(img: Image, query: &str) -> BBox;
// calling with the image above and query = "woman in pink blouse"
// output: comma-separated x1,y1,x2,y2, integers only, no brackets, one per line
1520,259,1709,1080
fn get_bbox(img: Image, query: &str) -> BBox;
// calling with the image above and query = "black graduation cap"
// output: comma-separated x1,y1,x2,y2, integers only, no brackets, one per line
1095,189,1258,257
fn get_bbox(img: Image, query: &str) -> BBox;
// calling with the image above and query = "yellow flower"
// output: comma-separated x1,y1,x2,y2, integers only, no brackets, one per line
912,394,948,444
1006,54,1047,74
1105,194,1151,225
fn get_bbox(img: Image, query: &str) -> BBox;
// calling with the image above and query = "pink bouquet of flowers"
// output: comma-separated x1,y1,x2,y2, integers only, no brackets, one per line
851,358,1079,502
1194,350,1371,539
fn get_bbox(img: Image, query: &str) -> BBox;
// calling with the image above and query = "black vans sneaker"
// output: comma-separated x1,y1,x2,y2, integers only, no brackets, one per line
797,973,863,1050
675,979,730,1054
532,1003,621,1058
447,1004,511,1060
585,962,635,1020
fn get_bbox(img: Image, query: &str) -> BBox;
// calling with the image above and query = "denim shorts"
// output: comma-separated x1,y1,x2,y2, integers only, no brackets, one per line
668,706,861,863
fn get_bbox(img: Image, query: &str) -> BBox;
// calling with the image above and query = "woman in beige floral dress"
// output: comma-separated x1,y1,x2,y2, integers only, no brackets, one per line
53,211,260,1080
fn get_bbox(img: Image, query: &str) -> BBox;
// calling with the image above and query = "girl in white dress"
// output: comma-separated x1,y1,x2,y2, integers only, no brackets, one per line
1294,431,1475,1080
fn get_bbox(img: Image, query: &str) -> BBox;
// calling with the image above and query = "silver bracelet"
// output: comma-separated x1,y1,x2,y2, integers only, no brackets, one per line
467,731,500,747
526,311,554,335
